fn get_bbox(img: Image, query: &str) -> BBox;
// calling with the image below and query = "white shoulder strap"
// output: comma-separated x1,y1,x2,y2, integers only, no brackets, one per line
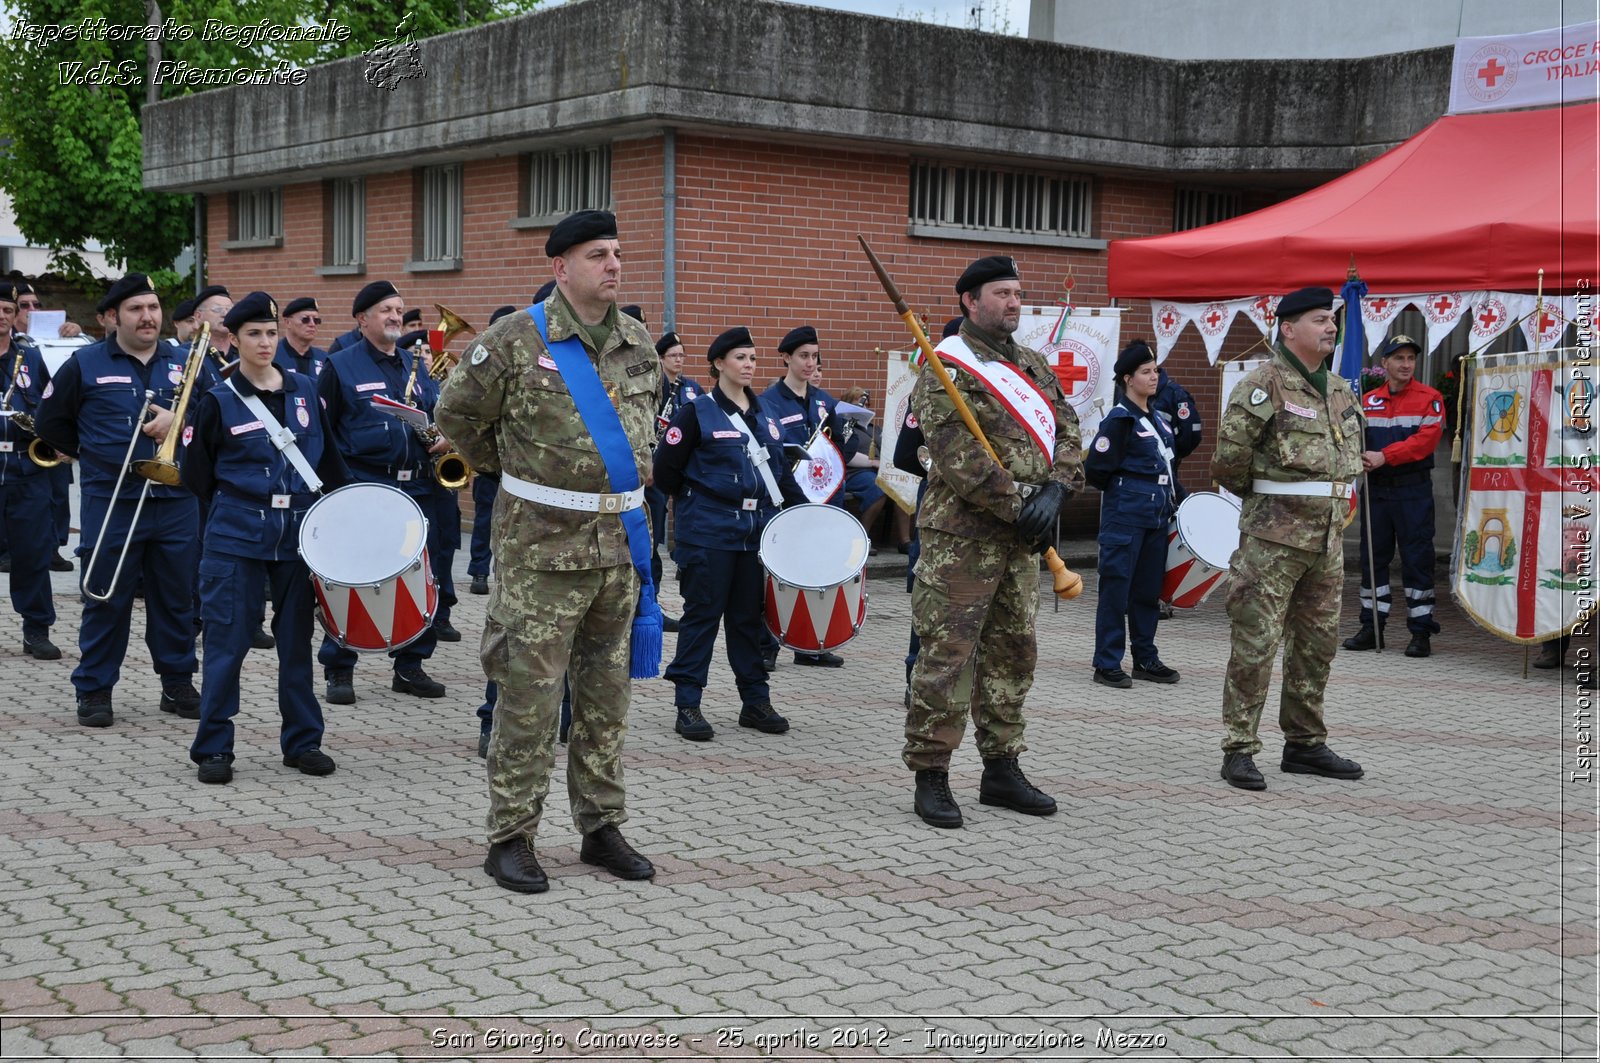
724,403,783,506
225,378,324,494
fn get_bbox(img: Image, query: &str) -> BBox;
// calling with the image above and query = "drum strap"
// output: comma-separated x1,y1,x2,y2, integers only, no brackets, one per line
1136,413,1177,501
225,379,324,494
724,408,784,506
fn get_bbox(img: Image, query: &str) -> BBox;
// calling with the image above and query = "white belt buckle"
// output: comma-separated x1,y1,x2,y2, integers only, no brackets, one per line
397,470,413,482
271,494,291,509
741,498,758,511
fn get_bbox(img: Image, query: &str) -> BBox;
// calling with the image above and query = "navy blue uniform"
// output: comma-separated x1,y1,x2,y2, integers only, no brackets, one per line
1357,380,1445,635
316,338,443,675
182,370,350,764
0,336,57,640
35,336,219,701
1085,397,1178,671
273,338,329,379
645,373,701,585
655,388,803,712
326,327,362,354
467,472,498,580
1150,368,1203,465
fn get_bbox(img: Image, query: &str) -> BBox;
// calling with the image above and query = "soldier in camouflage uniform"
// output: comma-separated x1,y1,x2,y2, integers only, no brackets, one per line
1210,286,1366,791
905,256,1084,829
435,210,660,893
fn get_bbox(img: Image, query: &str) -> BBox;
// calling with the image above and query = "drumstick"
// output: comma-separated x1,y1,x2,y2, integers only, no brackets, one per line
858,236,1083,601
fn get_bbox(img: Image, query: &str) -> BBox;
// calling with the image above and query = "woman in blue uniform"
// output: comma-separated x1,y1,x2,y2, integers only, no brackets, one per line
653,326,803,742
181,292,350,784
1086,341,1181,689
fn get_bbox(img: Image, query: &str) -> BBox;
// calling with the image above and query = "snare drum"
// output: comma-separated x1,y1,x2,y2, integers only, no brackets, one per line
299,483,437,652
759,503,871,652
1161,491,1242,609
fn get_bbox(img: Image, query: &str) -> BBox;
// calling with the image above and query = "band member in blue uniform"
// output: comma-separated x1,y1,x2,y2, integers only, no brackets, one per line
648,328,699,631
181,292,351,784
0,283,61,659
34,274,217,727
274,297,329,379
467,306,518,598
759,324,860,668
1086,341,1182,689
655,327,804,741
11,283,76,574
316,280,453,703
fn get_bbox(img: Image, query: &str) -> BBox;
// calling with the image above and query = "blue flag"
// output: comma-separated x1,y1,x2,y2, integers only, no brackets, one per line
1337,277,1368,395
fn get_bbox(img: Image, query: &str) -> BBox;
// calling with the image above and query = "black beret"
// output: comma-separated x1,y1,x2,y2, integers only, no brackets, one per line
352,280,400,316
656,330,682,356
282,297,319,318
620,304,644,324
489,305,517,326
194,284,230,306
1379,333,1422,359
172,297,199,321
397,329,430,351
402,308,422,325
12,281,34,298
955,255,1019,297
544,209,617,258
777,325,818,354
532,280,556,303
1277,287,1335,320
1113,340,1156,381
221,291,278,334
708,326,755,363
941,317,963,340
97,273,158,314
0,283,19,306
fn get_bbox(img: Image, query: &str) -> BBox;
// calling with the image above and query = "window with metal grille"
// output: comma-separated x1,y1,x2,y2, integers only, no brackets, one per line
523,145,612,223
416,164,463,266
909,161,1093,239
327,178,365,268
1173,188,1243,232
228,187,282,245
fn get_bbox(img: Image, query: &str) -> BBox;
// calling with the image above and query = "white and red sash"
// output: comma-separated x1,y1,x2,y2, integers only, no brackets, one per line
934,336,1056,463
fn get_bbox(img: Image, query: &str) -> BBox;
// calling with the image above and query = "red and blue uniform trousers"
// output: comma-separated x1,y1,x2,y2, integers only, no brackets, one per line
1357,475,1439,635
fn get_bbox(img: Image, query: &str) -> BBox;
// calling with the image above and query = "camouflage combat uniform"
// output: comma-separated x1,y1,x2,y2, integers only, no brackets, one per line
904,319,1083,772
1211,342,1364,755
435,291,659,843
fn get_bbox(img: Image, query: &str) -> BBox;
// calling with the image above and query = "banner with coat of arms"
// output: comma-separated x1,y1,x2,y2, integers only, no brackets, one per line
1014,304,1121,444
1452,347,1597,643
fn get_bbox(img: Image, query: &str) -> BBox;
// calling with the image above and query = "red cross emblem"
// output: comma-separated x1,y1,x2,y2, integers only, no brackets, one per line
1432,295,1455,315
1204,310,1223,328
1253,296,1275,324
1477,57,1506,87
1369,298,1391,314
1160,311,1177,330
1054,351,1090,395
1537,309,1558,333
1478,307,1500,329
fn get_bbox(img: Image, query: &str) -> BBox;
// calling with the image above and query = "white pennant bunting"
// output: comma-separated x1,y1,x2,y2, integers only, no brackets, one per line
1150,301,1193,363
1521,295,1578,351
1419,290,1471,354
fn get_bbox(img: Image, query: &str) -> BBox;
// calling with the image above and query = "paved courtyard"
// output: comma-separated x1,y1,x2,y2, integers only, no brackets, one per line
0,544,1595,1060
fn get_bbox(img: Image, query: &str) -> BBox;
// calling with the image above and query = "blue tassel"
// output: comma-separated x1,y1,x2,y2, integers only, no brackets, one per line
630,580,663,679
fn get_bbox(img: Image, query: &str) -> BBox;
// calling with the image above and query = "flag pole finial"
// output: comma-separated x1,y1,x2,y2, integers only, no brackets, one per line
1346,254,1360,281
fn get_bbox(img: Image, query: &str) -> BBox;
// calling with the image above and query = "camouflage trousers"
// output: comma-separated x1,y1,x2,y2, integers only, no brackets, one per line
904,529,1037,772
482,564,637,843
1221,534,1342,755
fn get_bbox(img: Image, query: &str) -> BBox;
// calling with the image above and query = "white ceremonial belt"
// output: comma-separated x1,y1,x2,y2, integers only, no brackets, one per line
1251,479,1355,500
500,472,644,514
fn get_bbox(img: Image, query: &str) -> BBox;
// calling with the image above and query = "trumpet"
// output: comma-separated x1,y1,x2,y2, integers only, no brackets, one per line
426,304,476,381
1,348,63,468
403,335,471,490
83,323,210,602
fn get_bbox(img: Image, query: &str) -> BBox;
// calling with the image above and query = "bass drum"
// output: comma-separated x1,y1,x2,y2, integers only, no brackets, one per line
759,503,870,652
299,483,437,652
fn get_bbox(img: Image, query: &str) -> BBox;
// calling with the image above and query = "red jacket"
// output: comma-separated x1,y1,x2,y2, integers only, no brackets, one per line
1361,379,1445,473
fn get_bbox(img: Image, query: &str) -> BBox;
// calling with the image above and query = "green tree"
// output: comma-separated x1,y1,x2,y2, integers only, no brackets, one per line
1,0,537,278
1464,529,1481,566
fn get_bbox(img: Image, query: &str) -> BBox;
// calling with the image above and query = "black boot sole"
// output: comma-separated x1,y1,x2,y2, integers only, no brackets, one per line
914,806,964,828
483,859,549,894
1281,761,1364,780
392,676,445,698
979,794,1057,816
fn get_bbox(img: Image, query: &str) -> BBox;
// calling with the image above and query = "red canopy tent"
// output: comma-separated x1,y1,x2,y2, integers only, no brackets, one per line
1107,102,1599,298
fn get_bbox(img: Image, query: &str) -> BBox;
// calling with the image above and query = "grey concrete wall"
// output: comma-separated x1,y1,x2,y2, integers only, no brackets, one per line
143,0,1450,194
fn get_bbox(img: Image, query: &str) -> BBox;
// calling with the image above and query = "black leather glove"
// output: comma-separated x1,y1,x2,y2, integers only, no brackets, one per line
1015,481,1067,543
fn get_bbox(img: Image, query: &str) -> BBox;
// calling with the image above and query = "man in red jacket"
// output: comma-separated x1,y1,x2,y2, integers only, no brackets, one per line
1343,336,1445,658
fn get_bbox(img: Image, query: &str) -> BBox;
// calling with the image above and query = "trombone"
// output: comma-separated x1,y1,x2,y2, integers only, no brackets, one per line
0,348,63,469
83,324,210,602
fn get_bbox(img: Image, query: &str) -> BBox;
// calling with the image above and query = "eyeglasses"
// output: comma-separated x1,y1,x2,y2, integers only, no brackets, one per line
17,301,40,310
301,315,322,324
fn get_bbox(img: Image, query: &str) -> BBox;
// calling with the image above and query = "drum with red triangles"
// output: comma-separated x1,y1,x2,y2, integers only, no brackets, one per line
759,503,870,653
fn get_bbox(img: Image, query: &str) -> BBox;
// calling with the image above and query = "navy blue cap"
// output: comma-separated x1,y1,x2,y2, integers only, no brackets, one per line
283,297,319,318
352,280,400,316
221,291,277,334
489,305,517,325
955,256,1019,297
97,273,158,314
532,280,556,303
708,326,754,363
778,325,817,354
656,330,682,356
1113,340,1155,381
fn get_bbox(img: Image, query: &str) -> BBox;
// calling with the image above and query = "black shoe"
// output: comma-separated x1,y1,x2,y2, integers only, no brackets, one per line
913,769,963,828
477,731,490,759
325,670,355,705
738,701,789,734
1342,625,1378,651
761,650,778,672
1158,600,1174,620
283,747,336,776
794,651,843,668
662,615,680,633
579,824,655,880
1281,743,1364,780
1221,751,1266,790
22,631,61,661
76,690,113,728
469,576,490,595
1404,633,1431,658
483,837,549,893
0,554,9,573
50,551,74,573
1093,667,1132,689
434,619,462,642
1532,646,1564,670
197,753,232,785
674,705,714,741
1132,660,1180,684
392,666,445,698
160,681,201,720
249,624,275,650
978,757,1057,816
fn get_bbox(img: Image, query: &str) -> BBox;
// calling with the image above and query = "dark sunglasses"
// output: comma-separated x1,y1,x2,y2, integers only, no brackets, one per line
300,315,322,324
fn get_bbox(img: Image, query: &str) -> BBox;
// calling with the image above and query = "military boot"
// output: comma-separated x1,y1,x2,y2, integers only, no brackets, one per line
913,769,963,828
978,757,1057,816
1342,625,1378,651
1221,752,1266,790
326,670,355,705
484,837,549,893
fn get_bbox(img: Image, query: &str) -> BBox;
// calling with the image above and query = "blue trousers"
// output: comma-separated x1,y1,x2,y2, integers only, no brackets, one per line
665,545,769,710
50,463,72,546
191,553,323,762
431,486,461,626
467,474,497,579
75,492,198,696
1357,481,1439,635
1,474,56,633
645,484,668,589
319,489,440,674
1093,520,1167,670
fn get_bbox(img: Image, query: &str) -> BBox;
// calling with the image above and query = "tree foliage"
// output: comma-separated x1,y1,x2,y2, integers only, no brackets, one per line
1,0,538,277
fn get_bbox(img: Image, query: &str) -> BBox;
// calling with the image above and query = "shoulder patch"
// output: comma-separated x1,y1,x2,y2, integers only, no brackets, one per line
468,344,489,366
1176,402,1190,419
1432,398,1441,413
1093,436,1111,453
664,426,683,446
1249,388,1268,406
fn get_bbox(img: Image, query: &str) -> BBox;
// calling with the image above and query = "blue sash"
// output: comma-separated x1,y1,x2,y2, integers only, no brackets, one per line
527,302,661,678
